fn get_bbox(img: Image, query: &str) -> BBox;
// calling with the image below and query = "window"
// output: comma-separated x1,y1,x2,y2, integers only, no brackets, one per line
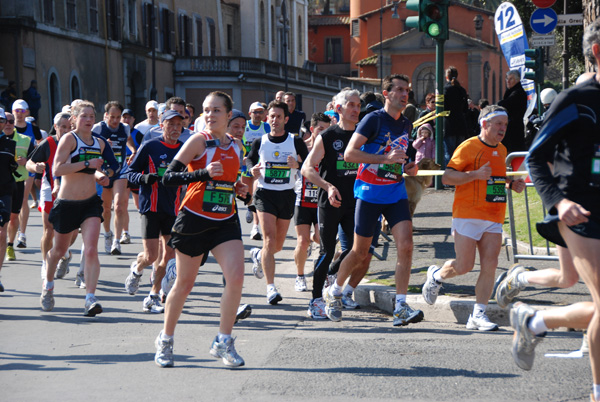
127,0,137,39
416,65,436,104
142,2,157,49
207,17,216,57
260,2,266,44
351,19,359,37
106,0,122,41
179,13,192,56
271,6,276,47
196,17,203,56
66,0,77,29
48,71,61,118
227,24,233,51
70,74,81,101
297,16,302,54
161,8,175,54
89,0,99,34
43,0,54,23
325,38,342,63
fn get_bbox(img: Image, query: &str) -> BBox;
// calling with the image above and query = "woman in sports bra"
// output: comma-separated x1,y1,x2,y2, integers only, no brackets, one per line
41,100,117,317
154,91,249,368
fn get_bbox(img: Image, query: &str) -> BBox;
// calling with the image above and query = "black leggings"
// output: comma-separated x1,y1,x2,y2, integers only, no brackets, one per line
312,205,355,299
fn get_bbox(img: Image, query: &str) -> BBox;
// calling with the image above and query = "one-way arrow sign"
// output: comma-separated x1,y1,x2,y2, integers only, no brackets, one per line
530,8,558,34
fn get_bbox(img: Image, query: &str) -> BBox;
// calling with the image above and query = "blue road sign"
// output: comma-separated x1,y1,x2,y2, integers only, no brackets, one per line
530,8,558,35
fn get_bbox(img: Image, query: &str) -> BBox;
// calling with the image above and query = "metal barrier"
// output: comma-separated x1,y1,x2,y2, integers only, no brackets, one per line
505,151,559,263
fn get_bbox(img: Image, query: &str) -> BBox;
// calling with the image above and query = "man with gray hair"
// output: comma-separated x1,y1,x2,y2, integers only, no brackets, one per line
498,69,527,153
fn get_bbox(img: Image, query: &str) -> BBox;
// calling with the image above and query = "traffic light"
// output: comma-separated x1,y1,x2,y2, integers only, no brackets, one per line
524,48,544,84
405,0,449,41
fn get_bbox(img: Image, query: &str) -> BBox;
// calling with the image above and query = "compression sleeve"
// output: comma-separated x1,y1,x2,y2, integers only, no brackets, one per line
162,159,212,187
99,137,120,176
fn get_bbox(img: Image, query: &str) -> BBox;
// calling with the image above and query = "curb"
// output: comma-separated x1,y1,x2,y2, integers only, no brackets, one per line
354,281,553,328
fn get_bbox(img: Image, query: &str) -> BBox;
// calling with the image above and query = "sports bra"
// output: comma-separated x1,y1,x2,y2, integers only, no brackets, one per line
69,132,102,174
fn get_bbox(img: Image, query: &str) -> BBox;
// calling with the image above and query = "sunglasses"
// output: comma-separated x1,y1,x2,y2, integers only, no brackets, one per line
251,110,264,114
14,109,27,113
6,120,14,124
0,119,5,124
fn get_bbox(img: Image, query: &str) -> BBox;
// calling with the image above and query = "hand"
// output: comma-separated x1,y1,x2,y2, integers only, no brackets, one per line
556,199,590,226
509,178,526,193
327,185,342,208
88,158,104,170
287,155,298,169
250,163,262,178
385,148,407,165
141,173,159,185
95,171,109,187
17,156,26,166
234,181,249,197
52,179,60,199
404,161,418,176
206,161,223,177
474,161,492,181
35,162,46,174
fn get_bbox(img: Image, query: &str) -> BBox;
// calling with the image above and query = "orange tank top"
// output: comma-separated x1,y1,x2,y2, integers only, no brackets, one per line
181,132,242,221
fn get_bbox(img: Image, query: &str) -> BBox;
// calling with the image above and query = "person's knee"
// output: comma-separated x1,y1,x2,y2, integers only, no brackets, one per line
558,268,580,288
83,243,98,259
396,239,413,256
225,266,244,289
296,235,310,251
142,248,159,265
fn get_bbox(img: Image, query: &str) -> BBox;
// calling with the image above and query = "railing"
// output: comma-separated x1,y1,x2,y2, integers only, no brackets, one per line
175,56,377,93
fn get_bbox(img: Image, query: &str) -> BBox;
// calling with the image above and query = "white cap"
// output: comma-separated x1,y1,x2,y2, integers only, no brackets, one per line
25,116,35,123
0,108,5,119
71,99,83,108
12,99,29,111
62,105,72,113
146,100,159,111
249,101,265,112
158,103,167,115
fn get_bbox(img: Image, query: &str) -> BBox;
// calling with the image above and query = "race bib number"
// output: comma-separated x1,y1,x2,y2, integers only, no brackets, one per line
202,180,234,214
336,157,358,177
486,176,506,203
265,162,291,184
376,163,403,182
303,181,319,204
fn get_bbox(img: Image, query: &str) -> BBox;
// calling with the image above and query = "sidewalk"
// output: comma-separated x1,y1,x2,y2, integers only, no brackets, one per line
354,187,591,327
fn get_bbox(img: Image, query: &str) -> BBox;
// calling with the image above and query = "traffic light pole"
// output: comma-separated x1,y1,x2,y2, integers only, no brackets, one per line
435,39,445,190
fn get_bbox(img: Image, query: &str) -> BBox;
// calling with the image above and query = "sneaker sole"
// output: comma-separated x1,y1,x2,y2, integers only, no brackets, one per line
111,249,121,256
84,303,103,317
393,310,424,327
235,305,252,323
16,243,26,249
268,294,283,305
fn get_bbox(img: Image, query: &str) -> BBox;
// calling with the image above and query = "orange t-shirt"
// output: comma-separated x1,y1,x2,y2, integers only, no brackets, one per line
447,136,507,224
181,133,241,221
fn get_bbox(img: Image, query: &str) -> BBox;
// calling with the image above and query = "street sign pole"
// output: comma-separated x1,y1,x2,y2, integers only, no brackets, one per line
435,39,445,189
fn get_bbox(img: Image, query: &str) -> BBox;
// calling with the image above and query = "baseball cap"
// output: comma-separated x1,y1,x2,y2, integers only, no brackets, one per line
0,108,5,120
158,103,167,115
62,105,72,113
249,101,265,112
229,109,247,124
122,108,134,116
25,116,36,123
160,109,184,123
146,100,159,111
12,99,29,111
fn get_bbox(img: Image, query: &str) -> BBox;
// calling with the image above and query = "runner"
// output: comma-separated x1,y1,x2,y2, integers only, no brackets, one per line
154,91,248,368
40,100,118,316
324,75,422,326
245,100,309,304
0,107,17,291
421,105,525,331
124,110,184,314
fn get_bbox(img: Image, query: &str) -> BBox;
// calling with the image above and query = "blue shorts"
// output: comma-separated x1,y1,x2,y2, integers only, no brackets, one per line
354,198,411,238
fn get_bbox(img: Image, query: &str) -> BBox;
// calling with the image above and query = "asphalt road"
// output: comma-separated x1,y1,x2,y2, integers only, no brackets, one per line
0,197,592,402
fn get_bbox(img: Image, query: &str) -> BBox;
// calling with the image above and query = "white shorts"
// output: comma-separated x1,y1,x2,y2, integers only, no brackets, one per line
451,218,502,241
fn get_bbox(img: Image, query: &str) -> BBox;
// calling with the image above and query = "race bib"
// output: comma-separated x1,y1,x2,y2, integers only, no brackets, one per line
264,162,291,184
376,163,403,182
303,181,319,204
202,180,234,214
486,176,506,203
336,156,358,177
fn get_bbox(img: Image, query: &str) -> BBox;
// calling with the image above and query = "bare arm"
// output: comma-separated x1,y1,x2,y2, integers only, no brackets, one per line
442,161,491,186
344,132,407,165
53,134,104,177
301,136,342,208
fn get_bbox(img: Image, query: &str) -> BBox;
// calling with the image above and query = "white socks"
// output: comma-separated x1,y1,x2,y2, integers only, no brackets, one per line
527,312,548,335
473,303,486,317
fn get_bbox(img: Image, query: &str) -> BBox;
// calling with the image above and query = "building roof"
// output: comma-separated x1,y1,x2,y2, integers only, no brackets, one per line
308,15,351,26
356,54,378,66
368,28,497,52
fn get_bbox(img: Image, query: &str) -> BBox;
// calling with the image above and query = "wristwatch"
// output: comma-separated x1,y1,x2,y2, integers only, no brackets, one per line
84,160,90,168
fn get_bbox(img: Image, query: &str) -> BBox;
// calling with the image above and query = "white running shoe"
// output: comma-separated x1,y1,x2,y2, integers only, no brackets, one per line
422,265,442,305
56,251,72,279
267,287,282,305
294,276,307,292
110,239,121,255
250,247,263,279
119,232,131,244
104,231,113,254
466,312,499,331
143,295,165,313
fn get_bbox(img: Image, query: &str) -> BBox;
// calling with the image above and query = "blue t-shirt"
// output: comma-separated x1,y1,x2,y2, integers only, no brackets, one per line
353,109,412,204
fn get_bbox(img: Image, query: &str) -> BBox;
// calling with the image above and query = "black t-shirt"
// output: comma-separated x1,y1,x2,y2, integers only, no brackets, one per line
285,110,307,136
16,123,43,142
318,124,358,209
0,135,17,196
29,135,58,179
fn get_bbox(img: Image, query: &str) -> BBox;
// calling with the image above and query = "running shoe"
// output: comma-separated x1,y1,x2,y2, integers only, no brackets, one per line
119,232,131,244
161,259,177,301
30,200,38,209
84,295,103,317
324,290,343,322
0,280,4,292
307,297,327,319
235,304,252,323
581,332,589,354
267,287,282,305
511,302,544,370
250,225,262,241
16,232,26,248
143,295,165,313
6,245,15,261
209,336,245,367
422,265,442,305
392,302,424,326
40,288,55,311
306,242,313,258
155,332,174,368
75,271,86,289
342,293,360,309
110,239,121,255
104,231,113,254
245,208,253,224
56,251,72,279
466,312,499,331
250,247,263,279
125,262,143,295
295,275,307,292
495,264,526,309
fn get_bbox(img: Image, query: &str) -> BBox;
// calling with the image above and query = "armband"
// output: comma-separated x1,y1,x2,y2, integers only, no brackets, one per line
162,159,213,186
